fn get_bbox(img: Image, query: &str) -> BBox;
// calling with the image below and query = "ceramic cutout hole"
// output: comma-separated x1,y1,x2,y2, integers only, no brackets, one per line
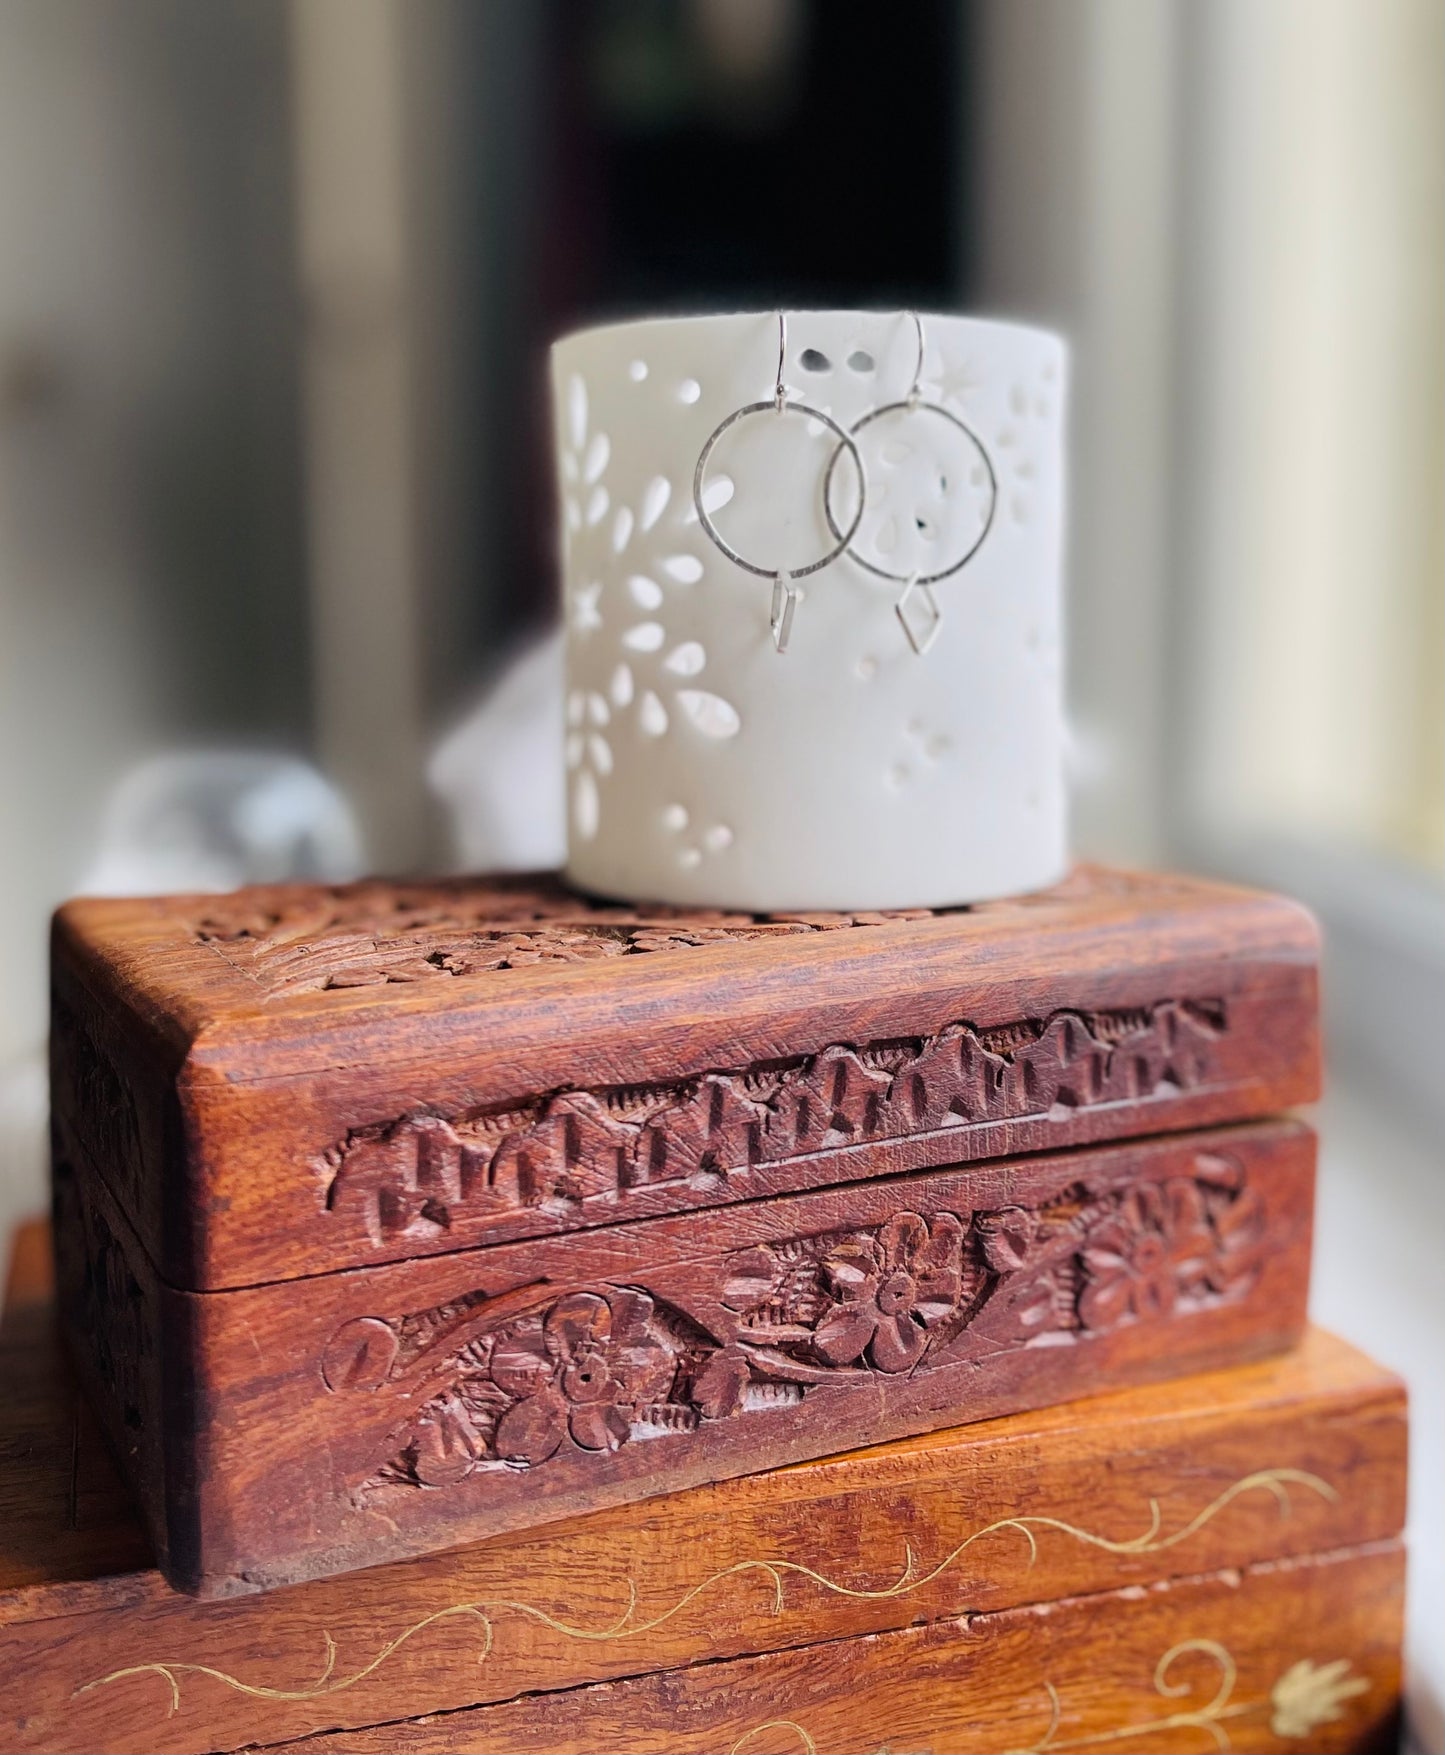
573,769,599,838
612,507,634,553
699,473,734,515
639,691,668,736
585,486,609,526
664,641,706,676
586,692,610,725
678,847,702,869
628,575,664,610
848,402,996,578
611,663,634,706
587,734,613,775
583,433,610,483
676,690,740,738
661,803,688,831
703,824,733,851
678,379,701,404
662,554,703,583
640,476,671,531
628,359,648,382
569,581,602,634
799,348,830,373
847,350,876,373
623,622,665,652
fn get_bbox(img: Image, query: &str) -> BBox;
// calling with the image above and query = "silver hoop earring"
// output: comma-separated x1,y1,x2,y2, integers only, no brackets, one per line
693,313,866,653
823,312,998,655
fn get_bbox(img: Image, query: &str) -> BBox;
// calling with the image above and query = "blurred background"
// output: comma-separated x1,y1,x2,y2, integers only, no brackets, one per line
0,0,1441,1738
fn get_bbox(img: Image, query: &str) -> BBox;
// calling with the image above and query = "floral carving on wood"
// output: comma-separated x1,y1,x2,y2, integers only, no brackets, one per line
189,875,939,996
344,1155,1265,1491
811,1213,965,1372
187,868,1176,997
323,999,1228,1249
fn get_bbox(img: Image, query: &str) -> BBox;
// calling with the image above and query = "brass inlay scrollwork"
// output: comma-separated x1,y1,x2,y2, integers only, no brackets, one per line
73,1468,1335,1717
729,1642,1371,1754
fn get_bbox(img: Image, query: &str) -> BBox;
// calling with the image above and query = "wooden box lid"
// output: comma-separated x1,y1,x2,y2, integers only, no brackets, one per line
50,866,1320,1292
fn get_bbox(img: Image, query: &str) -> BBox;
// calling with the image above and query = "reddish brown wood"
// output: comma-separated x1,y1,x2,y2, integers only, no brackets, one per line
0,1222,1407,1755
49,866,1321,1289
53,1119,1314,1595
267,1544,1405,1755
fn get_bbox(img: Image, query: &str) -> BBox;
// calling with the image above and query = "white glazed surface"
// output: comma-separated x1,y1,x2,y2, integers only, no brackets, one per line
553,310,1067,910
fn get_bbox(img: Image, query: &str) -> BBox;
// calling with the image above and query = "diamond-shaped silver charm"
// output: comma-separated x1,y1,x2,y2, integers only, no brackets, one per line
895,576,942,656
770,573,799,654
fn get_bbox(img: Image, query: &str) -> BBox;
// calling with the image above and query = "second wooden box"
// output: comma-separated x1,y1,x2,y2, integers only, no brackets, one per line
49,867,1320,1593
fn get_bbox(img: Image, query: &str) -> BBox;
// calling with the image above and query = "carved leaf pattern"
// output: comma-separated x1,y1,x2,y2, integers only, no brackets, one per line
191,869,1179,998
325,999,1228,1248
191,876,938,996
357,1159,1264,1491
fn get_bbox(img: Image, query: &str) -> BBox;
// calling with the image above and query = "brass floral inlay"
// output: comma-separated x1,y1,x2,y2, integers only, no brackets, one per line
727,1643,1372,1754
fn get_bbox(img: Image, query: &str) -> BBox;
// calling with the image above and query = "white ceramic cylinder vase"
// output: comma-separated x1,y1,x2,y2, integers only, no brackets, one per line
552,309,1067,910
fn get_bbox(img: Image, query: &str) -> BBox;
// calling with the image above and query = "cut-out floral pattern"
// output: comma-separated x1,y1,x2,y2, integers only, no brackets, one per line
564,687,612,841
661,801,733,871
559,369,743,848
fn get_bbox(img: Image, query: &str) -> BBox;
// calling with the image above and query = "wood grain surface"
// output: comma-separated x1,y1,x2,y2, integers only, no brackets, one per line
53,1119,1315,1594
264,1543,1405,1755
49,866,1320,1288
2,1223,1403,1753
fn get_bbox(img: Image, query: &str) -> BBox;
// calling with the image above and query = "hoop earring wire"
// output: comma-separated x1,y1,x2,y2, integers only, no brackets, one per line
822,311,999,655
693,313,866,654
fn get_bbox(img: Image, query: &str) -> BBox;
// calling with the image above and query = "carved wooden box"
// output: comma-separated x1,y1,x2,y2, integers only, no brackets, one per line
1,1224,1404,1754
48,867,1321,1595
